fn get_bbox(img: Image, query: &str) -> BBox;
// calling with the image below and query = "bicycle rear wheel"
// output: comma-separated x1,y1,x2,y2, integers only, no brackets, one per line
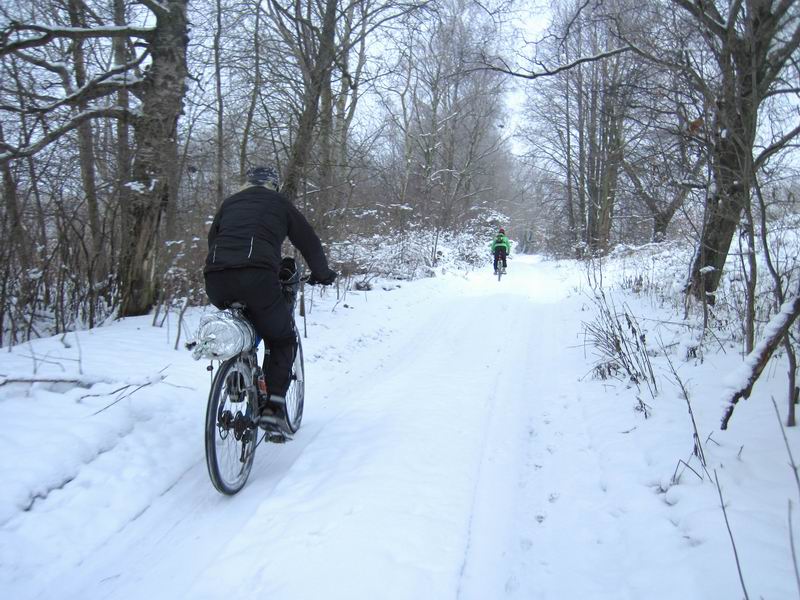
284,332,305,433
205,354,258,494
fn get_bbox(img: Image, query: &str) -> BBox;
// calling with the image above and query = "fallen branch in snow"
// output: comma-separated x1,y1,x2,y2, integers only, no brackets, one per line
721,294,800,430
78,384,137,402
91,370,167,415
0,371,169,410
0,375,105,387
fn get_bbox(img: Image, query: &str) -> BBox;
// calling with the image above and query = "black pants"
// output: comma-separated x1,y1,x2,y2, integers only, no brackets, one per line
493,248,507,271
204,268,295,397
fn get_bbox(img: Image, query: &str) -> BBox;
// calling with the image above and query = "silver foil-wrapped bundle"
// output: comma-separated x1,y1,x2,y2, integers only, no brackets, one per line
189,310,257,360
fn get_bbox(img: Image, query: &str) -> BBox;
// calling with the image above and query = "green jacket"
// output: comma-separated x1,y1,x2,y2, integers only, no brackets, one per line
490,234,511,253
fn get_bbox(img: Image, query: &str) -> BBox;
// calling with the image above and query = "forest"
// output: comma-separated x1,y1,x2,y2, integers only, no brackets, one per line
1,0,799,419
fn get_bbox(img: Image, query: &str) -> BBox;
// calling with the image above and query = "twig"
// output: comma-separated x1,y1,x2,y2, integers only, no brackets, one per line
78,384,133,402
18,352,68,370
75,331,83,376
789,500,800,599
773,397,800,500
714,469,750,600
672,458,704,484
174,298,190,350
663,345,708,471
91,379,161,415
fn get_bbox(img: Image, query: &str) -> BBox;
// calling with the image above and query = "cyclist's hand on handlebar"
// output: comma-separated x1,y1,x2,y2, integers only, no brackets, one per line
307,270,337,286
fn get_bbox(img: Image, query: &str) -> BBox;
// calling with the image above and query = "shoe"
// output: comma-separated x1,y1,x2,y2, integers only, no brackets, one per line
257,395,290,434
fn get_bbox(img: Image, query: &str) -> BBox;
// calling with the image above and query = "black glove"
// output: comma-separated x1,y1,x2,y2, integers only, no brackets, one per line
308,270,337,286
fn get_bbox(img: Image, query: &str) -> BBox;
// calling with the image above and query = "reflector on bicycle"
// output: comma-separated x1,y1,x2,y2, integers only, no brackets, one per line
190,310,257,360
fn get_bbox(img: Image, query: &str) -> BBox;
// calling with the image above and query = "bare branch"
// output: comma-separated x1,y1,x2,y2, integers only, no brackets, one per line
1,52,148,115
670,0,727,39
0,107,135,164
0,22,153,57
479,45,634,81
754,120,800,171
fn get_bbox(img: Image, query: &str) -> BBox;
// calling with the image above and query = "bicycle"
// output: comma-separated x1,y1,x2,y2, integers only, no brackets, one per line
494,253,507,281
197,261,305,495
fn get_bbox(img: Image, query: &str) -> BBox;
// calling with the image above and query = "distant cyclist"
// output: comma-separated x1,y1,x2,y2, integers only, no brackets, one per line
491,228,511,274
204,165,336,424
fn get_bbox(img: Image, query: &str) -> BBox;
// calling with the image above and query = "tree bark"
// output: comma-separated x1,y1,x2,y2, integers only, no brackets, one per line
117,0,188,317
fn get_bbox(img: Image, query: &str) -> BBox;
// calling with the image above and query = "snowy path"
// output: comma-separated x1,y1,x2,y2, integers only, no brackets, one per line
1,257,751,598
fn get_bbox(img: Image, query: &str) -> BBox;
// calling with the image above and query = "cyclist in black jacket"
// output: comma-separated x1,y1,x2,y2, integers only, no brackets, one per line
204,166,336,421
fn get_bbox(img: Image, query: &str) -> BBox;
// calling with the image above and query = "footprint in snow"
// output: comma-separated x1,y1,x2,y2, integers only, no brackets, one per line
535,514,546,524
548,493,559,503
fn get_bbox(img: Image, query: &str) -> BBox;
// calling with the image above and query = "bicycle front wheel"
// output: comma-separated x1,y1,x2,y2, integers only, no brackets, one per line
205,355,258,494
284,332,305,433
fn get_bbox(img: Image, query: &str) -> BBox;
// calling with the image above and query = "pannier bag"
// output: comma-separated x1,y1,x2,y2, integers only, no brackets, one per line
189,309,256,361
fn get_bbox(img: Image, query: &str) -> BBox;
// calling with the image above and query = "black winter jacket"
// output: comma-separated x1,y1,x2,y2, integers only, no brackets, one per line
204,185,332,279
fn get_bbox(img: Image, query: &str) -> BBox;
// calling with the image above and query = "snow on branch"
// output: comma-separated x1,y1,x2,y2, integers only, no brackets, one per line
0,56,147,116
0,22,153,57
137,0,172,15
720,294,800,430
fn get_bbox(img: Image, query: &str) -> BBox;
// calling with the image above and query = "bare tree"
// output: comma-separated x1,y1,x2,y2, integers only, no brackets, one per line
1,0,190,317
665,0,800,303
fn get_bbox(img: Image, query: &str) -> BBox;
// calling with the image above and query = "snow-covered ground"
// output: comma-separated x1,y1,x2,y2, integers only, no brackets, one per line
1,254,798,599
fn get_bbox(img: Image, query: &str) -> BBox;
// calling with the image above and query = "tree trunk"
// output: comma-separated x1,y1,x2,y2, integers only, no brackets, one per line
114,0,134,257
280,0,338,203
213,0,224,205
686,133,749,302
0,123,30,272
239,0,262,181
118,1,188,317
681,0,784,302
